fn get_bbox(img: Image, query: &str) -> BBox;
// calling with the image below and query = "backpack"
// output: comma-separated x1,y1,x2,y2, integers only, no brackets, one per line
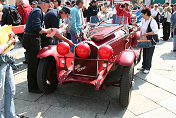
6,6,21,26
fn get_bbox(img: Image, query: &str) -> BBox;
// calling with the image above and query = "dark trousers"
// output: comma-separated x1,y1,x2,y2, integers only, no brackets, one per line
22,34,40,90
157,21,160,29
163,22,171,41
142,46,155,70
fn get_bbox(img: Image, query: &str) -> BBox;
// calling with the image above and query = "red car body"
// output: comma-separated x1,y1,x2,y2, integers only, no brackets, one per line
37,24,141,91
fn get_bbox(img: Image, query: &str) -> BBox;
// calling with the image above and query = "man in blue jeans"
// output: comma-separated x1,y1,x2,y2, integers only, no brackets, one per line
69,0,84,52
0,3,17,118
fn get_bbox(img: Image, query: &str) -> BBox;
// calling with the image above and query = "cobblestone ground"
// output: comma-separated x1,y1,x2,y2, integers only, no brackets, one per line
1,28,176,118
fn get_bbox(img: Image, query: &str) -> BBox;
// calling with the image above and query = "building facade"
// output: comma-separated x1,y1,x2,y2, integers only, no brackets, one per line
144,0,175,5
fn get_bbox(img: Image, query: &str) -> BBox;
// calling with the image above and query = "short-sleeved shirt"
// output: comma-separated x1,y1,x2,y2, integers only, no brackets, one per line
151,9,159,17
140,17,158,39
25,6,44,34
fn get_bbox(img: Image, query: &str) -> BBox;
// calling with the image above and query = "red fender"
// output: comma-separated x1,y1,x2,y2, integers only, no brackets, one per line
37,45,59,59
37,45,74,70
117,50,135,66
131,31,140,48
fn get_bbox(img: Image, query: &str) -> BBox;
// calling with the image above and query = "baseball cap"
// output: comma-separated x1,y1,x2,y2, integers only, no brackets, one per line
32,1,38,4
91,0,96,3
61,6,71,14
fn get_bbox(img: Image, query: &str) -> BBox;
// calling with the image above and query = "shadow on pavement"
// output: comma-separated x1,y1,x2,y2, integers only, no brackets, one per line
13,57,27,74
157,38,173,46
133,71,148,90
14,73,128,118
160,50,176,60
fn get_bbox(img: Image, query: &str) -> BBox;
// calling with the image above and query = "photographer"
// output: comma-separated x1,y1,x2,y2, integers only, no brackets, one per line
115,2,132,24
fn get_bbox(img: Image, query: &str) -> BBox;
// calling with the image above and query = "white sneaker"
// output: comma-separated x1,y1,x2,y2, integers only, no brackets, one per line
143,69,149,74
137,67,144,71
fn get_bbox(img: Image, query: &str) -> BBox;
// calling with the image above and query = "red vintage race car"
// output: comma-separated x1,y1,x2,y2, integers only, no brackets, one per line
37,20,141,107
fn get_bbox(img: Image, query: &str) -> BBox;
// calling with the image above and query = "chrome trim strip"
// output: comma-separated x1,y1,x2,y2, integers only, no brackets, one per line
104,34,129,45
72,73,98,78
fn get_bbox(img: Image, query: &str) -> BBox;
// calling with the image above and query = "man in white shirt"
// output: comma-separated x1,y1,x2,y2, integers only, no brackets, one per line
151,4,160,28
158,4,163,15
162,2,172,41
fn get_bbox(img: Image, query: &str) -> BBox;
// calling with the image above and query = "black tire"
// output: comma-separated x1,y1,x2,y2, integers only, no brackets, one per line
134,49,142,65
37,57,58,93
137,49,142,63
119,63,134,107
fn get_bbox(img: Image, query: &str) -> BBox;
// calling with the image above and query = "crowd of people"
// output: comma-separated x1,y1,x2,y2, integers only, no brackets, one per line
0,0,175,117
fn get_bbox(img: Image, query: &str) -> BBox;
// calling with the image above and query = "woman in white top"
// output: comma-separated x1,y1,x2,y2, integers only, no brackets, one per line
136,8,158,74
163,6,172,41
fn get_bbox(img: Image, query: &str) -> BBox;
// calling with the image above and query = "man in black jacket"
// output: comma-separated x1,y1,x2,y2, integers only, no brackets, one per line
87,0,98,22
22,0,51,93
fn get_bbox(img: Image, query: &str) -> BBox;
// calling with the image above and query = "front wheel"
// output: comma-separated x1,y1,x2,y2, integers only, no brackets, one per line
119,63,134,107
37,57,58,93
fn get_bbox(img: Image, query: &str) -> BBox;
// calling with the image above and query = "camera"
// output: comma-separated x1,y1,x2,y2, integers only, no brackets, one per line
121,4,125,8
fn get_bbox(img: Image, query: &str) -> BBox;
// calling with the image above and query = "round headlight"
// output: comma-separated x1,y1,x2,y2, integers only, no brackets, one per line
57,42,70,55
76,43,90,58
98,45,113,59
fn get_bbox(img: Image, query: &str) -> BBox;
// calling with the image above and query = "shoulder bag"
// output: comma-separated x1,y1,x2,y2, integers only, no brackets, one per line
146,18,159,45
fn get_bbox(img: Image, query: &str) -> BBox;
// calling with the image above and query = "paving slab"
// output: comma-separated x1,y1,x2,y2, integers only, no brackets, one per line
80,85,119,101
135,70,176,95
157,96,176,114
133,77,174,102
65,96,109,115
151,69,176,82
98,98,138,118
14,71,28,88
138,107,176,118
14,99,50,118
127,91,159,116
42,95,110,118
42,106,96,118
15,87,43,102
96,110,138,118
42,107,96,118
36,92,72,108
55,83,88,96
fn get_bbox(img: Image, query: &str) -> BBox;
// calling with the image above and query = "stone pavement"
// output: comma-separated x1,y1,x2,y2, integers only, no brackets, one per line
2,28,176,118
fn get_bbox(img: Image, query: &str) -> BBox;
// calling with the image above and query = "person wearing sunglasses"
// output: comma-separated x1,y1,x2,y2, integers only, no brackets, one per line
151,4,160,29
